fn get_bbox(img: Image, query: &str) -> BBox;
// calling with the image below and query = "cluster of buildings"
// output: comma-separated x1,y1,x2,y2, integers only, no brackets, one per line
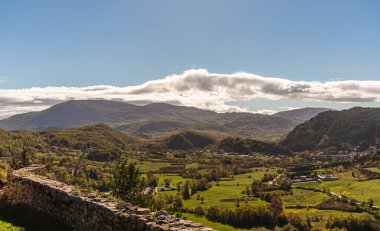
292,173,339,183
317,145,379,162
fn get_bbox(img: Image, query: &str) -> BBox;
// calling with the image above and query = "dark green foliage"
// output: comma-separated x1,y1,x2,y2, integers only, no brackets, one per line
325,215,374,231
111,162,152,207
282,107,380,151
182,181,191,200
270,195,283,216
286,213,311,231
166,131,215,150
164,178,171,188
20,147,36,167
203,202,310,229
147,173,159,188
86,148,122,162
218,137,291,155
44,124,132,151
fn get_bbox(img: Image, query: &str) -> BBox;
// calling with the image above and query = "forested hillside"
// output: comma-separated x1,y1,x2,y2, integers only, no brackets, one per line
218,137,291,155
165,131,216,150
282,107,380,151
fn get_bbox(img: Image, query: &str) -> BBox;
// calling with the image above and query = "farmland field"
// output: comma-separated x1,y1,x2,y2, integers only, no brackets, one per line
299,178,380,206
129,158,174,172
285,208,375,229
366,167,380,174
155,167,278,209
182,213,271,231
282,189,329,207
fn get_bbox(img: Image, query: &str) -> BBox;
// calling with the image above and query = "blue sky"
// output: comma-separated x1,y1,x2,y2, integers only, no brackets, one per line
0,0,380,117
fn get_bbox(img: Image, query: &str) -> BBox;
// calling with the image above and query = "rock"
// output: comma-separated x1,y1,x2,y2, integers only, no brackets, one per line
157,215,166,220
156,210,169,217
136,208,151,215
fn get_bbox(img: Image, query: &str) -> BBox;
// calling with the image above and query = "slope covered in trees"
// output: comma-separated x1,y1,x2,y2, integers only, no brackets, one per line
0,124,138,163
165,131,216,150
41,124,136,151
282,107,380,151
218,137,291,155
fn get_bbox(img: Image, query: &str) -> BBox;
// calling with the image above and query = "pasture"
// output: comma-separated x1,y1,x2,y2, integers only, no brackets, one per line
155,167,278,209
285,208,375,229
366,167,380,174
298,178,380,206
282,189,329,207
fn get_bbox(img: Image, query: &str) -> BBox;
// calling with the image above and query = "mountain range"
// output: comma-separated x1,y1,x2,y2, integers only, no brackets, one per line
0,100,331,141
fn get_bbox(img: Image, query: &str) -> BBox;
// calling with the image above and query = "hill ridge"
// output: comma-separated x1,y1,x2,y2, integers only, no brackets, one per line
0,100,329,141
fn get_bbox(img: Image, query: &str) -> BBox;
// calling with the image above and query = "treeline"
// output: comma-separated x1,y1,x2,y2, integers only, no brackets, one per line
199,205,310,230
181,166,230,182
325,215,378,231
218,137,291,155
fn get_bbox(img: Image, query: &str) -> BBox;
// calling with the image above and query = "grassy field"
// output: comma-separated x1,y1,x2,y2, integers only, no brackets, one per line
129,158,174,172
282,189,329,207
285,208,375,229
184,208,375,230
155,166,379,230
0,221,24,231
182,213,270,231
156,167,278,209
299,178,380,205
366,167,380,174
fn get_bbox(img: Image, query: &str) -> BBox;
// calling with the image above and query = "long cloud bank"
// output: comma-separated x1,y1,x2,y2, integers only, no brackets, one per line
0,69,380,118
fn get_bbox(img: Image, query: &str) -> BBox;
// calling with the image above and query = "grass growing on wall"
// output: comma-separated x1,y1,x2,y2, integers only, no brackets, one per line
0,220,25,231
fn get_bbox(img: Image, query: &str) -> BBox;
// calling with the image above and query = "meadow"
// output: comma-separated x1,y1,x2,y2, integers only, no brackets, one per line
299,178,380,206
282,189,329,207
155,167,278,209
285,208,375,229
366,167,380,174
153,164,379,230
182,213,271,231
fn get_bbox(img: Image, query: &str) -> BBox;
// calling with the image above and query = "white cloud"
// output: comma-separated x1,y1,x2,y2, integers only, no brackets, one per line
252,109,278,115
0,69,380,118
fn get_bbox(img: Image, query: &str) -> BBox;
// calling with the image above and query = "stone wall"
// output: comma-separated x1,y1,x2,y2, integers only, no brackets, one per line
3,165,213,231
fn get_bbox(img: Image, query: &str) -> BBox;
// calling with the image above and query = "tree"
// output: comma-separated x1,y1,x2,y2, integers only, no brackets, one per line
111,162,152,207
182,181,191,200
169,193,183,214
278,178,292,191
20,146,36,167
236,199,240,207
367,198,374,208
286,213,310,231
147,172,159,188
164,178,171,188
270,195,283,216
